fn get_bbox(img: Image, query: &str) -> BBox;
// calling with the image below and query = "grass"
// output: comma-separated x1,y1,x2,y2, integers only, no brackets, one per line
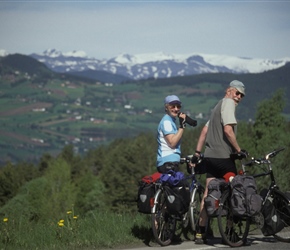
0,207,215,249
0,210,153,250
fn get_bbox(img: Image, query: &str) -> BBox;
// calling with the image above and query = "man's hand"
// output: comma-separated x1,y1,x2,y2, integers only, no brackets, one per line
230,149,249,160
237,149,249,159
191,155,199,164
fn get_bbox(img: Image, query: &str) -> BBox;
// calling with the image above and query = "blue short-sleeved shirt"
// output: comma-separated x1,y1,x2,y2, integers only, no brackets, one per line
156,114,181,167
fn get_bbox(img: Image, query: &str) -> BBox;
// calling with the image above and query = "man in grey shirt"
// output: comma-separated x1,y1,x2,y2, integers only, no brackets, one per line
193,80,248,244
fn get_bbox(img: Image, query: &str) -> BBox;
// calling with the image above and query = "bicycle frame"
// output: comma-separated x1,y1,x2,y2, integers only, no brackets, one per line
151,182,162,214
240,148,288,203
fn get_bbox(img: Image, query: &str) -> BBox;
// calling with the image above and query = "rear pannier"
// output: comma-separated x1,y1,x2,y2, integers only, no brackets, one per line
230,175,262,217
204,178,227,217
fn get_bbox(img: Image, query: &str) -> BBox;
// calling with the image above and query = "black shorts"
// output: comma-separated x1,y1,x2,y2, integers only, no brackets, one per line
204,157,237,179
157,162,179,174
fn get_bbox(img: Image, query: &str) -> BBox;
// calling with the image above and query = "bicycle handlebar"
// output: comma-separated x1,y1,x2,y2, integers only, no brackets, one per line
244,147,285,166
180,151,247,164
180,154,204,164
266,147,285,159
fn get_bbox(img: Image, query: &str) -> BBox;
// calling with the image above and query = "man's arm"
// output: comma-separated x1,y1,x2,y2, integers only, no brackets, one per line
195,125,208,153
224,124,241,152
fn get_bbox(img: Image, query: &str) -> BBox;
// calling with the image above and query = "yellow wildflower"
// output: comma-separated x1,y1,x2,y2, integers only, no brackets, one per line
73,216,78,220
3,218,8,222
58,222,64,227
67,211,72,214
59,219,64,223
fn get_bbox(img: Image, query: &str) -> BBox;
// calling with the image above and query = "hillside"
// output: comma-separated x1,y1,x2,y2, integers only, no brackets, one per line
0,54,289,164
66,69,130,84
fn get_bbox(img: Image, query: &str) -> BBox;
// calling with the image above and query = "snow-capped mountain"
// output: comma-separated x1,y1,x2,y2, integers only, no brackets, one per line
14,49,290,80
0,49,8,57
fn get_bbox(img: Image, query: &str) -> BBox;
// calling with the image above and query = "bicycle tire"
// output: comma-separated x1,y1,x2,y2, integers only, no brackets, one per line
217,189,250,247
189,184,205,237
271,191,290,242
151,188,177,246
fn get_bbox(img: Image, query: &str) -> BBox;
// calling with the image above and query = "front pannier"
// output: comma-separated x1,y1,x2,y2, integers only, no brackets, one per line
163,182,190,216
261,198,284,236
160,171,190,216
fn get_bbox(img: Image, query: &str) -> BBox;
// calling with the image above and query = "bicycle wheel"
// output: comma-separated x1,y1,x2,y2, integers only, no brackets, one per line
188,184,204,236
151,188,177,246
272,192,290,242
217,189,250,247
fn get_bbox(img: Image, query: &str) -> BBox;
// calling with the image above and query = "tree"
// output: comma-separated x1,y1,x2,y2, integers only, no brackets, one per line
0,157,76,221
0,161,39,206
248,89,290,190
252,89,287,154
98,133,156,211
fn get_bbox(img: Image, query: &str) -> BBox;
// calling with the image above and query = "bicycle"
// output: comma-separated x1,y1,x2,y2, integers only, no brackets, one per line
150,155,205,246
181,154,207,241
241,147,290,242
214,152,251,247
216,176,251,247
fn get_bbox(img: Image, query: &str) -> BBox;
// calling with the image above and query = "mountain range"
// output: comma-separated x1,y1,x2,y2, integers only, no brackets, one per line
1,49,289,83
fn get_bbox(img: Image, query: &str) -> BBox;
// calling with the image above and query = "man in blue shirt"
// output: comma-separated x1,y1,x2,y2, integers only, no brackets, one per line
157,95,187,173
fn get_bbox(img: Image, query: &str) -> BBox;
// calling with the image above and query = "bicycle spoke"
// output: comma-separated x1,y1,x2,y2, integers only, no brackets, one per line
151,189,176,246
217,190,250,247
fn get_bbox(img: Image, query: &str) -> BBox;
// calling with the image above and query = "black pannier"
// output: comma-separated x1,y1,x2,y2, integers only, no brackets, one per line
261,198,284,236
137,182,155,214
137,172,161,214
163,180,190,216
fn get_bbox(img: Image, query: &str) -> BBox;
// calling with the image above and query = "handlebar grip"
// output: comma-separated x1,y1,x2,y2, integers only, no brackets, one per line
230,151,248,160
191,155,199,164
180,158,186,164
268,147,285,158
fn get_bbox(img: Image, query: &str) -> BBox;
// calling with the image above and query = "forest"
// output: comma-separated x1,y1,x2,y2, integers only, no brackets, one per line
0,90,289,249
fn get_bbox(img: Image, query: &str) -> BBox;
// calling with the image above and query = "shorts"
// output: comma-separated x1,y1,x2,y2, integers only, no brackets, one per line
204,157,237,179
157,162,179,174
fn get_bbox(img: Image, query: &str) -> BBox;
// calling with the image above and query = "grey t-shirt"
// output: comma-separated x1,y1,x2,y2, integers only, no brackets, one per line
204,98,237,158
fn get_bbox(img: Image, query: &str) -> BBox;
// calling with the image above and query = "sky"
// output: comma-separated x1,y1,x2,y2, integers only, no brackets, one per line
0,0,290,60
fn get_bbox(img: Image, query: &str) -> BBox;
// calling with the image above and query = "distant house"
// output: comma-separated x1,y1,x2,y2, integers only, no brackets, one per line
104,83,113,87
144,109,152,114
32,108,46,112
195,113,204,119
31,138,44,143
124,104,133,109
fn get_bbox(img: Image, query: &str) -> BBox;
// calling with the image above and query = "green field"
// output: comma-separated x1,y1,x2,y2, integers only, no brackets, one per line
0,55,289,164
0,76,221,163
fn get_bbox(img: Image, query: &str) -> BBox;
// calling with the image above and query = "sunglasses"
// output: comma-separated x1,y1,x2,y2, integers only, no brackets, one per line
235,91,244,98
169,104,181,109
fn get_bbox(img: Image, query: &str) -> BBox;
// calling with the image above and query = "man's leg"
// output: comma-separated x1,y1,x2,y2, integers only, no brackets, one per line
196,177,214,244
